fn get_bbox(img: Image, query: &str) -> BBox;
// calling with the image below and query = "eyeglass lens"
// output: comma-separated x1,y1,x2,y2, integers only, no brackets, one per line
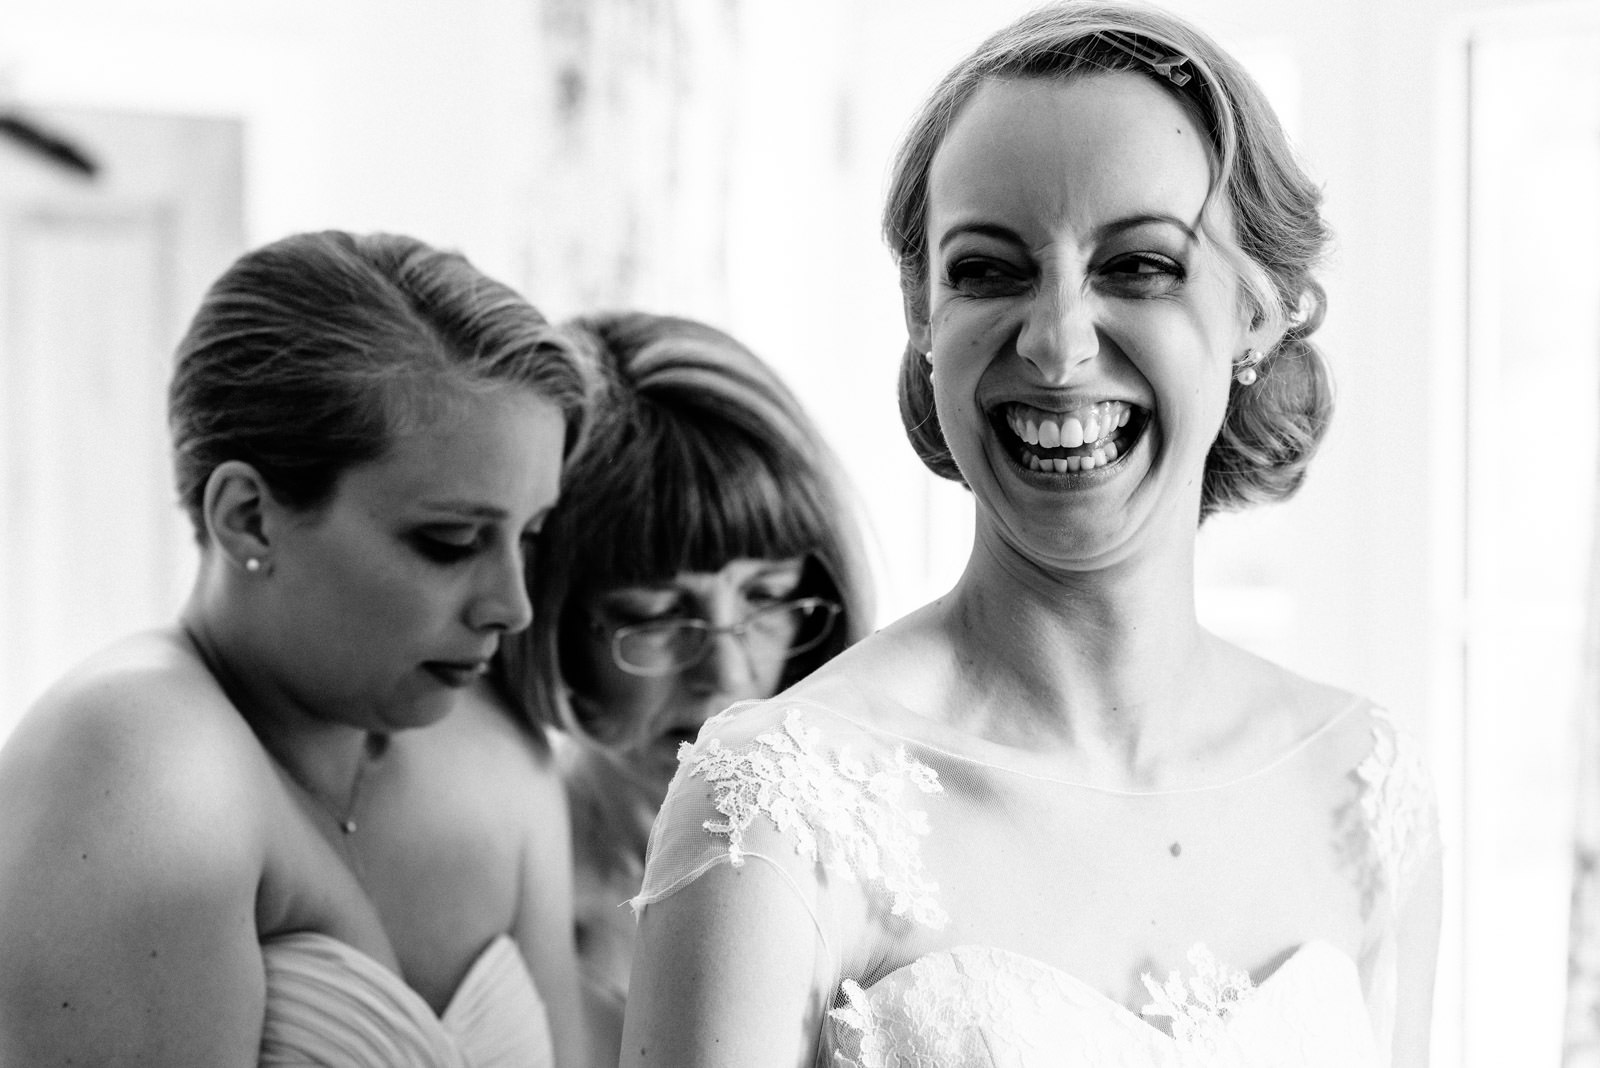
613,599,838,675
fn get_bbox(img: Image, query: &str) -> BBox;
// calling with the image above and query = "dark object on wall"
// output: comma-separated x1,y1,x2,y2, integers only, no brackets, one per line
0,111,98,178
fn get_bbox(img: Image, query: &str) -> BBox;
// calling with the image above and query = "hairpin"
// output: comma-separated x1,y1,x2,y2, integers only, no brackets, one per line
1098,30,1192,88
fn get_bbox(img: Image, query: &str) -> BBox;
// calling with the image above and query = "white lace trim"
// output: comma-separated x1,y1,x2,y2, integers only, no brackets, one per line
1140,943,1257,1050
686,709,949,929
829,949,1095,1067
1355,707,1436,908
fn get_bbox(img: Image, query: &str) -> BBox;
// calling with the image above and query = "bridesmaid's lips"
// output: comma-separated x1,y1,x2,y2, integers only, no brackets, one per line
423,661,488,688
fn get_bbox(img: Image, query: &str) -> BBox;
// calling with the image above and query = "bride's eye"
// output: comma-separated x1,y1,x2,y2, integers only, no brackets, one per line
1099,253,1185,298
945,257,1028,298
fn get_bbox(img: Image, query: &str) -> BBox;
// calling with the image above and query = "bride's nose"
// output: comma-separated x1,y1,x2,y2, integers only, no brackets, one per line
1016,280,1100,382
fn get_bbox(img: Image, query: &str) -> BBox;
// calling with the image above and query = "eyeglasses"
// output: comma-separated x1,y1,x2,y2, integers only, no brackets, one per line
597,597,842,678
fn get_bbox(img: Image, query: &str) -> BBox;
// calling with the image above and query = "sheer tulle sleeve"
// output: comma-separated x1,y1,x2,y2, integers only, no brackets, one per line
1355,706,1443,1062
630,699,948,978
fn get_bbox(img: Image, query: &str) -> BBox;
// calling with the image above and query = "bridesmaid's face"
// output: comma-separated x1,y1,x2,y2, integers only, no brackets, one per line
261,388,564,732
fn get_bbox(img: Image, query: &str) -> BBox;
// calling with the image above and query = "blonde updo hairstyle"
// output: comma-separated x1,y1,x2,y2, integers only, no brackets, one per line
886,0,1333,520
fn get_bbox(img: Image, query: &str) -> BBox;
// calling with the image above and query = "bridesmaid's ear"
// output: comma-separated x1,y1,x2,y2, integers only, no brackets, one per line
203,460,275,573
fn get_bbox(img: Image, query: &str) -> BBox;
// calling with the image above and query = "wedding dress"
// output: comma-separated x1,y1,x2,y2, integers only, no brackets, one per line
257,931,553,1067
634,693,1437,1067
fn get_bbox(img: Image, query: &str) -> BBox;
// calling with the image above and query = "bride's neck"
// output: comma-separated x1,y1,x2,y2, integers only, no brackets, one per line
937,536,1214,750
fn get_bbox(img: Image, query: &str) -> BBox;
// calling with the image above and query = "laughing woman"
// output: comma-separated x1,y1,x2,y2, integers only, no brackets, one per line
620,3,1441,1066
0,232,593,1067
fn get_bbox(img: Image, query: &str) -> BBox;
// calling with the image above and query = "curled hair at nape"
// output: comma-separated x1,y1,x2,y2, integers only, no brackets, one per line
897,342,965,486
1203,283,1334,521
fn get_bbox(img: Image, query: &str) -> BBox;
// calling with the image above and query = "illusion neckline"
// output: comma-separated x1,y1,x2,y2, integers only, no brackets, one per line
721,695,1368,796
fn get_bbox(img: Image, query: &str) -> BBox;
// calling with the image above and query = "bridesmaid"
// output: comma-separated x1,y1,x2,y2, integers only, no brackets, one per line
0,231,594,1066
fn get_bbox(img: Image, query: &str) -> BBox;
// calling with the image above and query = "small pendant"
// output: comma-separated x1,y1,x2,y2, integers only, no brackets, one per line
1169,841,1182,857
341,819,357,834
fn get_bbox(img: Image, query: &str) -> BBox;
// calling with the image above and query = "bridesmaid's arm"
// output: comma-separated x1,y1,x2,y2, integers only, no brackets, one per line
511,746,592,1068
0,686,268,1066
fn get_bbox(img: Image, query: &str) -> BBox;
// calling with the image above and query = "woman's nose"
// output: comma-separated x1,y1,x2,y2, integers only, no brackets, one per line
467,548,534,634
1016,279,1099,381
687,627,759,695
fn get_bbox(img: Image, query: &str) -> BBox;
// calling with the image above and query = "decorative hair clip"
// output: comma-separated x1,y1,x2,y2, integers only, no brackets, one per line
1099,30,1193,88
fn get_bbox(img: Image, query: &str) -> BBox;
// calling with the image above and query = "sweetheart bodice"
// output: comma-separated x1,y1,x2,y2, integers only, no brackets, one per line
257,931,551,1067
827,940,1380,1067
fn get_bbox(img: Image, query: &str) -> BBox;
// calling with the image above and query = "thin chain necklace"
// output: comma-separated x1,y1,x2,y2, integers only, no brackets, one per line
273,730,390,836
181,621,390,837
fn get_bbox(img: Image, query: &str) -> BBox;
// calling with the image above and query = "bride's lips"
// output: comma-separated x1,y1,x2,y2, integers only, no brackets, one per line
989,399,1149,477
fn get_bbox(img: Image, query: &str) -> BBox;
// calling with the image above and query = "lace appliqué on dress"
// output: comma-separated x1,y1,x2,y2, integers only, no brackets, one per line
1355,707,1437,909
686,709,948,929
1140,943,1257,1051
829,948,1116,1068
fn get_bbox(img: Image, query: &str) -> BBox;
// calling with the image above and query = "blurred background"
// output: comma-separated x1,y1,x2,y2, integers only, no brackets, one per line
1,0,1597,1062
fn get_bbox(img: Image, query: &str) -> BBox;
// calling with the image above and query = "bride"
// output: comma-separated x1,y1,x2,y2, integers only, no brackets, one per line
619,2,1441,1065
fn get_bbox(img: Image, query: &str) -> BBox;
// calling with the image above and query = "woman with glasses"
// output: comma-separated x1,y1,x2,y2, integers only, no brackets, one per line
497,310,872,1068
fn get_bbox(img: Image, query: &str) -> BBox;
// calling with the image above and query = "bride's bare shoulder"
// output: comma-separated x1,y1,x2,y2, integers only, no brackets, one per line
779,606,959,722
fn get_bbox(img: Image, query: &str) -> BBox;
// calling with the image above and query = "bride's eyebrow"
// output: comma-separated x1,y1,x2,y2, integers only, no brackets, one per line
936,221,1025,253
1089,212,1200,246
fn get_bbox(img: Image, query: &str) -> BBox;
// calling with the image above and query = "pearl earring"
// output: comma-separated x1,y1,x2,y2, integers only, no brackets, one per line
1234,348,1264,386
245,557,263,573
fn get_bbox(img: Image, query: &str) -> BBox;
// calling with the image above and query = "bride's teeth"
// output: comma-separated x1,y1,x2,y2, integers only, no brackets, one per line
1011,401,1137,459
1061,417,1085,448
1051,458,1069,473
1067,456,1082,472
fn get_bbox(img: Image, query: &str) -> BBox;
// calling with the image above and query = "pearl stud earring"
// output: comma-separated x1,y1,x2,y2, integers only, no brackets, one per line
1234,348,1264,386
245,557,263,573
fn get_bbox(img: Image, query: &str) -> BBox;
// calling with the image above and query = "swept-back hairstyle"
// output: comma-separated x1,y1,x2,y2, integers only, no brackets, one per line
498,311,873,743
886,0,1333,520
169,230,595,540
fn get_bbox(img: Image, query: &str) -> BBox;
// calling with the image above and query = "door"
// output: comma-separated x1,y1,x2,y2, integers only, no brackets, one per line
0,106,243,737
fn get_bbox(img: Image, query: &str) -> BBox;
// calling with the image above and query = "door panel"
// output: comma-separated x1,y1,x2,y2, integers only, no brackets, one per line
0,107,243,736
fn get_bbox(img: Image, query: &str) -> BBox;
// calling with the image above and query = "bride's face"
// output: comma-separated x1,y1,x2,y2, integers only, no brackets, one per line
917,73,1260,571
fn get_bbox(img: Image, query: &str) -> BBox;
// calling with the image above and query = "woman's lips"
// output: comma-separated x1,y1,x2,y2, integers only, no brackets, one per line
422,661,490,687
992,401,1149,475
